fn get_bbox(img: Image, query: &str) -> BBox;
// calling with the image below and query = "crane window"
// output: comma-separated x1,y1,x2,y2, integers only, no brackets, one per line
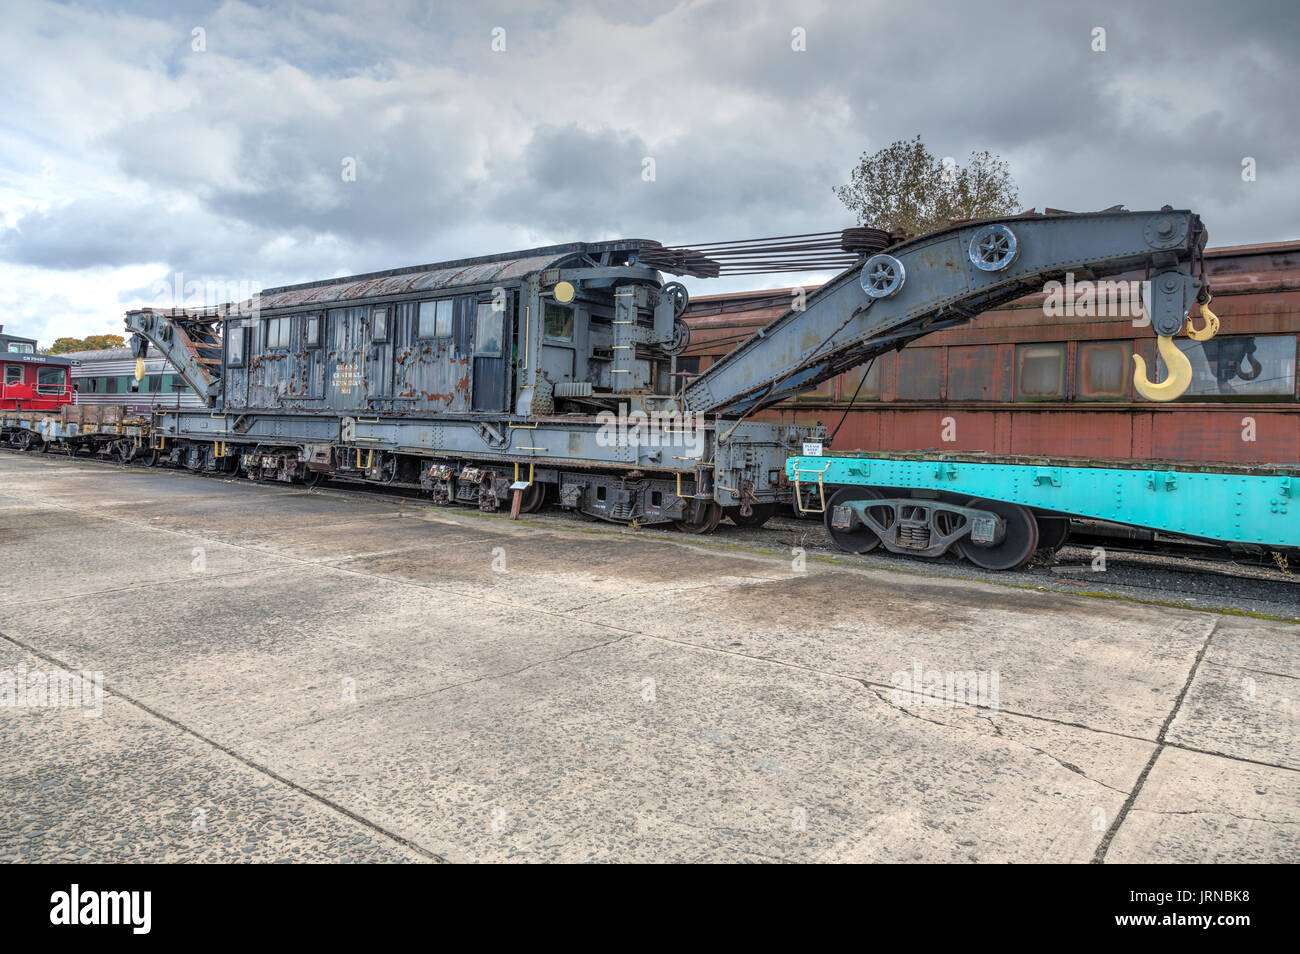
476,302,503,355
228,325,245,366
265,316,291,350
896,348,942,400
544,303,574,341
418,299,454,338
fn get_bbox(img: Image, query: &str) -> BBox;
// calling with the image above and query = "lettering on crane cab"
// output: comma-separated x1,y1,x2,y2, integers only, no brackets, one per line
332,363,363,393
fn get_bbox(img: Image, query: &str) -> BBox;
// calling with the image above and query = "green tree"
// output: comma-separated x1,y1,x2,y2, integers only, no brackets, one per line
835,136,1021,236
44,334,126,354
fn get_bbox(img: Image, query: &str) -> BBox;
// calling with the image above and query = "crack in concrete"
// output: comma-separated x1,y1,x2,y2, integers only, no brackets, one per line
1091,620,1219,864
862,684,1131,796
0,628,446,865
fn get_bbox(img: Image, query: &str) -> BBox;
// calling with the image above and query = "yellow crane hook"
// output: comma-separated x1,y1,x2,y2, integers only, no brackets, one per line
1132,334,1194,402
1185,296,1219,342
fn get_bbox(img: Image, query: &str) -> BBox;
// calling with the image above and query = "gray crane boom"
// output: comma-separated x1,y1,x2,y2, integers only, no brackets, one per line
681,209,1210,416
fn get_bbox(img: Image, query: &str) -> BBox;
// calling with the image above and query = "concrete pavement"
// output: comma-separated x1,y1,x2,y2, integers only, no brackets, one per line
1,451,1296,862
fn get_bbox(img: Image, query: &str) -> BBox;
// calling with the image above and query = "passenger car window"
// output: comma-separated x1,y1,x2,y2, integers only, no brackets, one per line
1077,341,1131,400
1016,344,1065,400
1158,334,1297,398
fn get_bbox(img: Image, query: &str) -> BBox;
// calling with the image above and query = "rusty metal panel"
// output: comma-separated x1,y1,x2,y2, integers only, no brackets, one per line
946,345,999,401
391,298,473,411
1149,410,1300,463
1009,411,1134,458
895,348,942,400
246,316,295,408
871,409,987,452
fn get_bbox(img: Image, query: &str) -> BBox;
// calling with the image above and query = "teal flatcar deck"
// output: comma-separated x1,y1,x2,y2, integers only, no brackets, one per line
789,451,1298,548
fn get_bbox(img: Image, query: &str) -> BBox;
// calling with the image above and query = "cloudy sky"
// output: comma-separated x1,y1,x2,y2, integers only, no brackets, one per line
1,0,1295,344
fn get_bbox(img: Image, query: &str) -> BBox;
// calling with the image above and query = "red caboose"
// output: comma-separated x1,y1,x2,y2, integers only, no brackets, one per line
0,330,74,414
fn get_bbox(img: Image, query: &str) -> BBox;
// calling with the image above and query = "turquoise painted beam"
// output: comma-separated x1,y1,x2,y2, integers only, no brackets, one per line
787,454,1298,548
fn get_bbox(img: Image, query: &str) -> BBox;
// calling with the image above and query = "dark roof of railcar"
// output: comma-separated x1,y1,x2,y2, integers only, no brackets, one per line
253,239,661,311
57,347,134,361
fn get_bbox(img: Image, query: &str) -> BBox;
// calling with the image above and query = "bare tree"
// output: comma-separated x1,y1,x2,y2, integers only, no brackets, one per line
835,136,1020,236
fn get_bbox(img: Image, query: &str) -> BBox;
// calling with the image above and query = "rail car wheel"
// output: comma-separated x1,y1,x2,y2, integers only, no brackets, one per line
145,448,161,467
1036,516,1070,553
517,481,547,514
727,503,775,528
824,487,889,553
16,431,34,452
674,500,723,534
300,469,328,489
956,498,1040,571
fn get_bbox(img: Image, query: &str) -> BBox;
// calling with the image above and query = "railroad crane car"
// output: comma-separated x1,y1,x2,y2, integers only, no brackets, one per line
125,208,1220,546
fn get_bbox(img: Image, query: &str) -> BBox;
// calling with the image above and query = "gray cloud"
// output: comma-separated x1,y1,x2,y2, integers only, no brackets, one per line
0,0,1295,341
